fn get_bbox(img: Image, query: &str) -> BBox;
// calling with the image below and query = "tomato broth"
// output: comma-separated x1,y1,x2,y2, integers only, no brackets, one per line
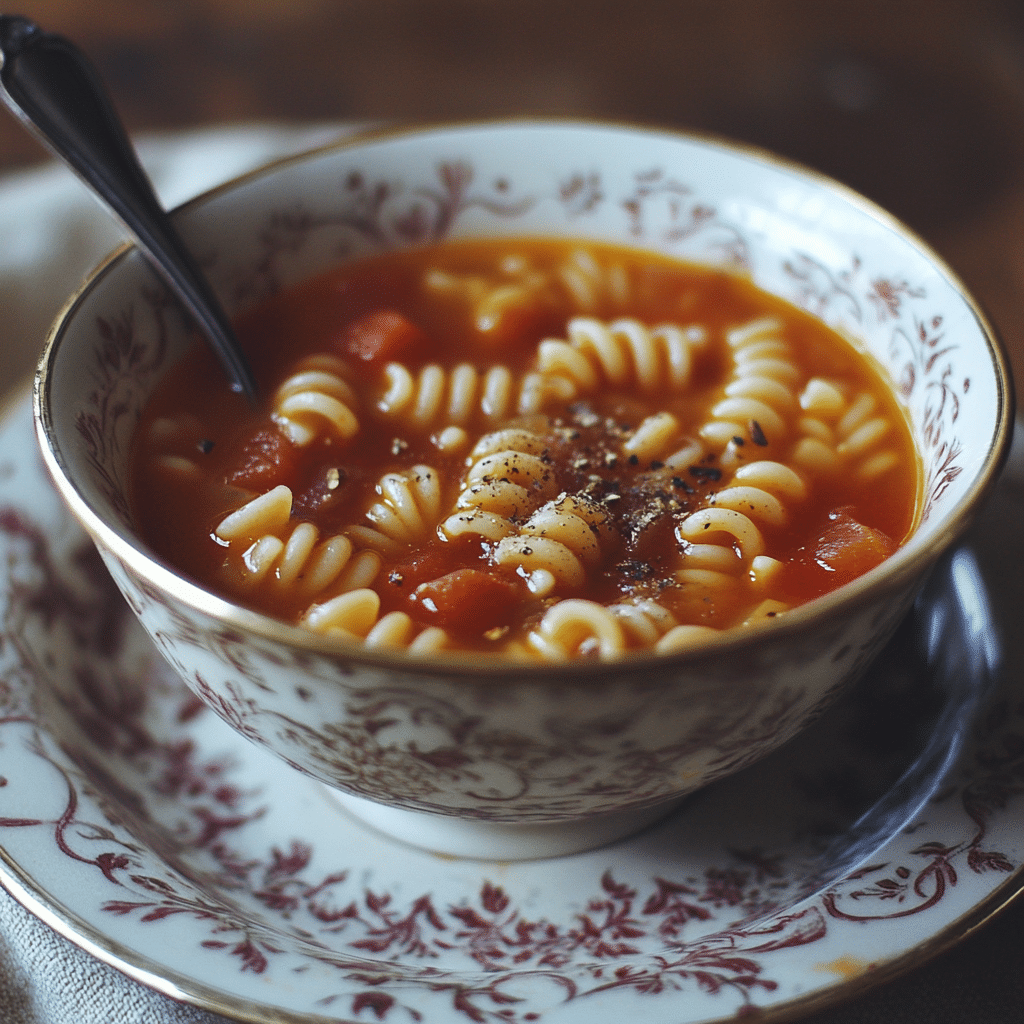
130,238,920,660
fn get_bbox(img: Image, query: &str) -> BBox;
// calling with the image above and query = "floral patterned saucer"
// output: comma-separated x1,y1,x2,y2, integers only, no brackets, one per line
1,387,1022,1024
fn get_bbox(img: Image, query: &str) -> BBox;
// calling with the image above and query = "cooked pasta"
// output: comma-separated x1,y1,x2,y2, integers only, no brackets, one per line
422,254,554,339
492,492,615,594
213,489,383,601
792,379,900,480
699,317,801,467
373,361,563,436
352,465,443,552
130,237,920,661
272,354,360,446
528,599,627,660
555,247,631,311
537,316,707,396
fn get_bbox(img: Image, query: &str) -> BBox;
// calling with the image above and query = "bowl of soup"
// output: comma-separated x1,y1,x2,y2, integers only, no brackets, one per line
34,120,1014,859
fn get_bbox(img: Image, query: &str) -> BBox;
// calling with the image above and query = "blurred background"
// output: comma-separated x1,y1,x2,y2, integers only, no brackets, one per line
0,3,1023,1021
2,0,1023,399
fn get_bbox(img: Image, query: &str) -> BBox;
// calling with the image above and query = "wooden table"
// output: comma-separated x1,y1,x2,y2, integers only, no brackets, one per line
4,0,1023,397
1,3,1022,1022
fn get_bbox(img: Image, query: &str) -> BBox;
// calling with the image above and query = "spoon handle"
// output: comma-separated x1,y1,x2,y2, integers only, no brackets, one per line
0,15,257,399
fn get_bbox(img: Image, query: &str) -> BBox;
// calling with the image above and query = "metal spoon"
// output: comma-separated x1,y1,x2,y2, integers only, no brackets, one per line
0,14,257,399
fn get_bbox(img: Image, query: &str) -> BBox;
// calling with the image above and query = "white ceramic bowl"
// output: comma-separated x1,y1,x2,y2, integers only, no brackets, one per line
34,121,1014,859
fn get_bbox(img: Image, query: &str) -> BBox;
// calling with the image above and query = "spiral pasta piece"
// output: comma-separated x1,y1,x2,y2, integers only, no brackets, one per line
373,361,571,437
301,588,381,637
792,378,899,480
530,598,721,659
609,599,680,646
555,247,631,311
146,413,210,483
492,492,615,593
215,484,293,542
213,486,383,600
423,255,554,339
699,317,800,455
676,506,766,563
301,597,456,652
536,316,707,396
358,610,455,653
440,427,557,542
674,508,787,602
348,465,443,553
675,458,804,587
622,411,683,462
272,354,359,446
528,599,626,660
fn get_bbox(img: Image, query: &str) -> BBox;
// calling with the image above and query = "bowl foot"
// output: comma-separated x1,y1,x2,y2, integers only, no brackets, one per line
328,790,685,860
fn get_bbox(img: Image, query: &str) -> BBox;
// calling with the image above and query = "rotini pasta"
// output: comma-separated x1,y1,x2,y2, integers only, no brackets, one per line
350,465,442,553
131,237,920,661
699,316,800,461
671,458,803,613
372,361,564,439
213,487,383,601
422,253,555,340
439,427,557,542
493,492,615,593
792,378,900,480
272,354,360,446
537,316,707,396
555,247,631,311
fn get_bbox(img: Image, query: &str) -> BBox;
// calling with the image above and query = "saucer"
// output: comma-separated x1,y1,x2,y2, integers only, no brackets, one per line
1,387,1022,1024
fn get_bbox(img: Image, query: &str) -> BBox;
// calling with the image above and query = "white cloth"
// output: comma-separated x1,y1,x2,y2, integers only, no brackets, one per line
0,121,346,1024
0,890,221,1023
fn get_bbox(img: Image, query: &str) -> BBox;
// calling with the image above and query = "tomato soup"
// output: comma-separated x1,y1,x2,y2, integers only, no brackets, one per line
130,238,920,660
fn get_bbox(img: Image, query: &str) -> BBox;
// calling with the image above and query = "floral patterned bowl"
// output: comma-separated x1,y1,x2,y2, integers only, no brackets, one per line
33,121,1015,859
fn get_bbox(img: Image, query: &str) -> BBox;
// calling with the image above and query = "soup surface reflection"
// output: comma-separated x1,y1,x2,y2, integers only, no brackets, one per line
130,239,920,660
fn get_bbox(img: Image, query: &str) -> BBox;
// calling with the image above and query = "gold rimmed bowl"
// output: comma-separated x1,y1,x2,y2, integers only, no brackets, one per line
34,121,1014,859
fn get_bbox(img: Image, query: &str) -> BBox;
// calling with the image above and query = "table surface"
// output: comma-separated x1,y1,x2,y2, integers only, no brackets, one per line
3,0,1023,400
0,2,1022,1021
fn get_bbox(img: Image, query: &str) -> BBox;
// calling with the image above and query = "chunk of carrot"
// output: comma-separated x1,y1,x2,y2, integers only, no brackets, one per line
338,309,428,366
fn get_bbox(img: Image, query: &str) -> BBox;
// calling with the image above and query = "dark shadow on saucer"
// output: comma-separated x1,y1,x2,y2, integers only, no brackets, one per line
622,541,1001,904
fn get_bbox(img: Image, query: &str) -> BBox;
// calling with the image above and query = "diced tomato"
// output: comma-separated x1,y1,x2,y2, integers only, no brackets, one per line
410,568,521,632
385,547,457,592
813,508,895,582
226,427,297,490
290,463,350,527
337,309,429,366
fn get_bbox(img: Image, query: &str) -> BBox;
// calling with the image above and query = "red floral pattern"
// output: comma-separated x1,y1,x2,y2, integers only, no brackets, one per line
2,395,1022,1022
52,151,971,826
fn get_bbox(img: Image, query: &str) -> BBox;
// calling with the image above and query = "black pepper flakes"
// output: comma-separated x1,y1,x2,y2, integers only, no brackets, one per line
617,560,653,583
750,421,768,446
